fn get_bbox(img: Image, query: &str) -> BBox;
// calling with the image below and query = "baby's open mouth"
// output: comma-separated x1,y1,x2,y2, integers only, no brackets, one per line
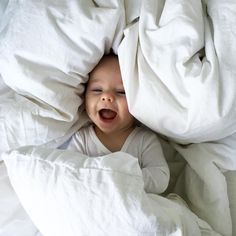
99,109,117,120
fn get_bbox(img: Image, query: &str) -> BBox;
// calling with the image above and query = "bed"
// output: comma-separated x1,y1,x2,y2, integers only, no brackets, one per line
0,0,236,235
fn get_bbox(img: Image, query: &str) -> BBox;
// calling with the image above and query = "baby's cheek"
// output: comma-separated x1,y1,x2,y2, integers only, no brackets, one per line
124,107,132,117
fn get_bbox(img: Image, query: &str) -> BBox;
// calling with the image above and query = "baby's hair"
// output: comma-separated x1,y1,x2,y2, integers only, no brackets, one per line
95,52,118,69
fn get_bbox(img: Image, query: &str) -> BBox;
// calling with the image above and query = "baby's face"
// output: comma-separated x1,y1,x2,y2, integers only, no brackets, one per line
85,56,134,134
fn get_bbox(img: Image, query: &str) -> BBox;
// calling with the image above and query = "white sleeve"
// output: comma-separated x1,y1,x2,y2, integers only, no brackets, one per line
63,132,86,154
140,132,170,194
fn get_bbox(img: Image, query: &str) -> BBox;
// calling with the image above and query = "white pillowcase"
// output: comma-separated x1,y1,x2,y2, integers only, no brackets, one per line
0,0,125,153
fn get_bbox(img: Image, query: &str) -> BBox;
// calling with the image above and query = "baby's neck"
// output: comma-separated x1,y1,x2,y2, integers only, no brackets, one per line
94,126,135,152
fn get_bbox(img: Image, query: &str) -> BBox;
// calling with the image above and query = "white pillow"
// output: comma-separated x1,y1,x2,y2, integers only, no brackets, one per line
0,0,125,152
3,146,213,236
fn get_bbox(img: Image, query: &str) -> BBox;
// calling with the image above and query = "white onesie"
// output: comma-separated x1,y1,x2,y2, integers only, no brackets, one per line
64,125,170,194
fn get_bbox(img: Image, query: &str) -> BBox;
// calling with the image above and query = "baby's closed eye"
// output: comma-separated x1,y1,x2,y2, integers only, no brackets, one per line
116,90,126,95
91,88,103,93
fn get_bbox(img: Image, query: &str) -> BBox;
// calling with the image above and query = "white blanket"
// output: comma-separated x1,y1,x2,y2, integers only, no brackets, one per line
119,0,236,143
1,0,236,235
2,147,221,236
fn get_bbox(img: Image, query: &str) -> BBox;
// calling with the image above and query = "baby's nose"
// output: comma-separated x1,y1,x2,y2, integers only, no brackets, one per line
101,93,114,102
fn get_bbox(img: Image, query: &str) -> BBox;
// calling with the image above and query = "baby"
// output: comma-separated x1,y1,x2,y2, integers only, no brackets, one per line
65,53,170,194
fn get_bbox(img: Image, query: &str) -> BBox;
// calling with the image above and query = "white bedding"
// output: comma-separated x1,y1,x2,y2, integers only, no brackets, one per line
1,0,236,236
119,0,236,143
2,147,221,236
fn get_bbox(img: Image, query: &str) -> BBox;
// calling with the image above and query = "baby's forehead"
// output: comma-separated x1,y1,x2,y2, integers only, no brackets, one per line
88,77,103,84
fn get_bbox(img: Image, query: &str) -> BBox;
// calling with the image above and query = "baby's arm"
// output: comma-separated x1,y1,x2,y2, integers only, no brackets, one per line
140,132,170,194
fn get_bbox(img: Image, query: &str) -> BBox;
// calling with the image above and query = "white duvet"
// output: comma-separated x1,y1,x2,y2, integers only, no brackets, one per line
2,147,222,236
0,0,236,236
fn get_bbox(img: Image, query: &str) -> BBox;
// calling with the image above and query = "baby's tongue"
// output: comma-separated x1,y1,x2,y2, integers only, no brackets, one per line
100,109,116,119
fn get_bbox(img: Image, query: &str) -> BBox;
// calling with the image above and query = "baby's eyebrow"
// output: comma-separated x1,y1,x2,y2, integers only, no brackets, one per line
87,79,101,86
88,78,103,85
89,77,100,82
